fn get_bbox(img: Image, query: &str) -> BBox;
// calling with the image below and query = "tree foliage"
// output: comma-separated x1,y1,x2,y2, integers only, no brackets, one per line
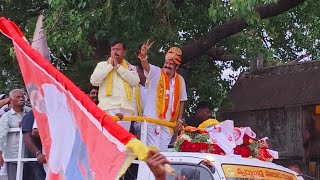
0,0,319,111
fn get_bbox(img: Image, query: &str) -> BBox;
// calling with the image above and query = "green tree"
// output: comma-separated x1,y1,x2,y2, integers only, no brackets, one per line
1,0,318,112
0,0,48,92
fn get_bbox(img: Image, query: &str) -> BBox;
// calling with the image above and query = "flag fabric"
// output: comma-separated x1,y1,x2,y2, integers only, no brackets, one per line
233,127,256,145
207,120,236,155
31,15,50,61
0,17,148,180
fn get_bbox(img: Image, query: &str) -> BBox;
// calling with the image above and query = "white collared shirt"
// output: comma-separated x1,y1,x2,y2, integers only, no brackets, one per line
90,60,140,113
143,65,188,121
0,107,31,159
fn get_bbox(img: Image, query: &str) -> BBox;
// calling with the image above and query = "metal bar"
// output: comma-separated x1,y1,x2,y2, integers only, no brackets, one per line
5,158,37,162
2,128,38,180
8,128,20,132
16,129,24,180
140,120,147,145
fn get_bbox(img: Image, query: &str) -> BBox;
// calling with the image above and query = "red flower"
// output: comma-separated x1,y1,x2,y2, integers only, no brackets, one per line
234,145,242,155
198,143,209,152
185,142,209,152
191,143,199,152
258,148,273,161
234,145,251,157
180,140,212,153
242,135,251,145
180,140,192,152
243,134,257,146
210,144,225,155
241,146,251,157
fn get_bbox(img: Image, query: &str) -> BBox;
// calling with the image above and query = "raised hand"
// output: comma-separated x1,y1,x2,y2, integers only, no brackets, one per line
36,153,47,164
108,57,116,67
140,39,154,58
146,150,170,180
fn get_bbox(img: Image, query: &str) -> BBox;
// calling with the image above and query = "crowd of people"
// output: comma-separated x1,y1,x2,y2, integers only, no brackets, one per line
0,40,216,180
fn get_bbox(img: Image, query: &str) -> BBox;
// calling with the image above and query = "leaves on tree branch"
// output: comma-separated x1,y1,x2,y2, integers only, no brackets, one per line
181,0,306,64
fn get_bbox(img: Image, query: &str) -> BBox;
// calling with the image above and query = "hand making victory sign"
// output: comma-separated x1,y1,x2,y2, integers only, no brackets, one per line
139,39,154,58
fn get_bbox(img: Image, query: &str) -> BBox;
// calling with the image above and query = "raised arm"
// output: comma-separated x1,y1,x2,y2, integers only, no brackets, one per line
178,101,185,121
0,98,9,109
140,56,151,73
176,77,188,131
138,39,154,73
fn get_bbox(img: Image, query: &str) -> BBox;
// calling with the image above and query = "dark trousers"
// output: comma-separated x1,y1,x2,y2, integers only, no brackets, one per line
6,163,16,180
28,162,46,180
7,162,46,180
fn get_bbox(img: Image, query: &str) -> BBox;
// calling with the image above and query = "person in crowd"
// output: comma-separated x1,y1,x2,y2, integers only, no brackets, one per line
170,101,211,145
0,89,31,180
22,111,46,180
87,86,99,105
90,41,140,131
287,161,303,175
0,94,10,117
286,161,305,180
185,101,212,128
0,94,9,108
147,150,170,180
130,47,149,138
0,95,9,180
138,40,187,151
132,61,148,117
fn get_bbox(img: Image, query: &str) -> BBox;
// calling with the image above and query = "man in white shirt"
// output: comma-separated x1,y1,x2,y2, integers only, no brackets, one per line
90,41,140,130
138,40,188,151
0,89,31,180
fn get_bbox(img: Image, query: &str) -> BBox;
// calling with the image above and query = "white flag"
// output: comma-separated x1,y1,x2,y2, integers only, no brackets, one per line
31,15,50,61
207,120,236,155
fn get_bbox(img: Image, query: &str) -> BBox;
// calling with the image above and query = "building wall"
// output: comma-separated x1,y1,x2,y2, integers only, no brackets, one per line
250,107,303,158
222,106,304,158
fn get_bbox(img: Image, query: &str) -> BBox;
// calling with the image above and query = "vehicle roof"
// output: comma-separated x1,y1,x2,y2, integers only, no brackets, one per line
162,152,297,174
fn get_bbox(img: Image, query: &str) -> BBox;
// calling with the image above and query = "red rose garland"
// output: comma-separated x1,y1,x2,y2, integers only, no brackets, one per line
175,125,275,162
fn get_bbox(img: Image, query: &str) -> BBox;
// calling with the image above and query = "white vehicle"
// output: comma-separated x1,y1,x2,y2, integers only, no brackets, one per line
133,152,303,180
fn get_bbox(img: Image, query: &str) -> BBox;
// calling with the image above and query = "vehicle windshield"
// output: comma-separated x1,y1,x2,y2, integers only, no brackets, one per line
222,164,297,180
166,163,215,180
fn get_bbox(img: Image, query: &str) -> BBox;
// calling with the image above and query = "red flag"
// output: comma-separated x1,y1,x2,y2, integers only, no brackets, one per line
0,17,148,180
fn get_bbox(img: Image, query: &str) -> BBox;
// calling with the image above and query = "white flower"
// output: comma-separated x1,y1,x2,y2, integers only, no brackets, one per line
207,138,214,144
181,134,192,141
